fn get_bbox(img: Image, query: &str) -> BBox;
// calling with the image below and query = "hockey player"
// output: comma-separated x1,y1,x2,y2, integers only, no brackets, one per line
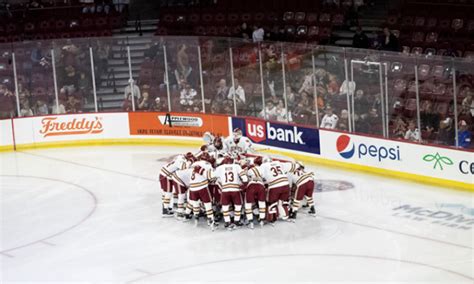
188,152,216,229
289,162,316,219
224,128,253,156
212,157,248,229
250,156,297,222
159,152,195,216
245,158,267,228
171,167,194,220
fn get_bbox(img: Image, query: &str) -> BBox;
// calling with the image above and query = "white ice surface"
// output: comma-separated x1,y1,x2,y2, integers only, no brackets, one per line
0,146,473,283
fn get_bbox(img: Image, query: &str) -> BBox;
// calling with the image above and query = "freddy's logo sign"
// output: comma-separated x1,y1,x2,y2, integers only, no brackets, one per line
40,116,104,137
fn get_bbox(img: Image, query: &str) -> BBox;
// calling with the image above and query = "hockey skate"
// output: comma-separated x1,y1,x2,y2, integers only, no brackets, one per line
162,208,174,217
234,221,243,228
308,206,316,216
289,210,298,219
247,221,254,229
208,219,217,231
225,222,234,231
175,212,185,221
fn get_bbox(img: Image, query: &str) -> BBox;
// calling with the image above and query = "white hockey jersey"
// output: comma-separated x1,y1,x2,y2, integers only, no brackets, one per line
250,161,296,189
172,168,193,188
189,161,213,191
289,169,314,188
223,136,253,155
212,163,248,192
160,156,187,178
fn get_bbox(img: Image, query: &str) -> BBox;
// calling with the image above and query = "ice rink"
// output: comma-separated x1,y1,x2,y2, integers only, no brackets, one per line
1,145,473,283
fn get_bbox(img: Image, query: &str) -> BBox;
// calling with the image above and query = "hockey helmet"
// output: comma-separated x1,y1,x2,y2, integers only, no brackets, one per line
200,152,212,163
233,128,242,142
222,156,234,165
213,136,223,150
253,156,263,166
262,156,272,164
185,152,196,162
203,131,215,145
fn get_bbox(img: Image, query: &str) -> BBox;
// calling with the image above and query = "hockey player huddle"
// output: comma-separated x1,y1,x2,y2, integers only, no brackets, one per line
159,129,316,231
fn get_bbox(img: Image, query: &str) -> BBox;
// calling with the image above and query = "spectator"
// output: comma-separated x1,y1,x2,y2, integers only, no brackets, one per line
31,42,43,66
112,0,128,13
286,86,297,108
77,72,91,101
144,38,164,59
215,79,229,102
180,83,198,107
52,99,66,114
404,120,420,142
358,108,381,135
240,22,252,40
380,27,399,52
65,96,81,113
320,106,339,129
122,93,136,111
138,92,152,111
62,65,78,94
228,78,246,106
327,74,340,96
124,79,141,100
292,101,312,125
95,0,110,14
298,71,314,94
35,100,49,115
275,100,290,122
392,116,407,139
80,0,95,13
175,44,192,84
20,100,33,117
152,97,166,111
260,101,276,120
420,101,440,139
458,120,472,148
461,93,473,116
354,89,369,116
437,117,455,146
252,25,264,43
337,109,349,131
353,27,369,49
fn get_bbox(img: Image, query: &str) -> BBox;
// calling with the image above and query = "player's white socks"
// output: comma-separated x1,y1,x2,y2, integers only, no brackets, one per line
306,197,314,207
185,202,193,215
258,201,266,220
245,203,253,221
204,202,214,221
223,205,231,223
177,193,186,214
292,199,301,212
234,205,242,222
163,192,172,209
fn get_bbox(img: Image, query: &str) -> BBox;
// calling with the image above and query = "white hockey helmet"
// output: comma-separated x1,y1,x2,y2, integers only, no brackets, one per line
262,156,272,164
203,131,215,145
233,128,243,139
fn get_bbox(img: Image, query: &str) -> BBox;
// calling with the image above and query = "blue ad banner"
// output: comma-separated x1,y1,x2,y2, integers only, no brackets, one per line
231,117,320,155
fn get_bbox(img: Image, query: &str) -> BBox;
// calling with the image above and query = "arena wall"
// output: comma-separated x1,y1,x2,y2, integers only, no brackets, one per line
0,113,472,191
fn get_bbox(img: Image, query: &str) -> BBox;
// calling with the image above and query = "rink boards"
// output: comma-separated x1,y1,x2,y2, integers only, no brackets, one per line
0,112,472,191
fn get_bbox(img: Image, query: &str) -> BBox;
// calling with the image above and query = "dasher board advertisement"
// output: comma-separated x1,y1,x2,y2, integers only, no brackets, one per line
129,112,229,138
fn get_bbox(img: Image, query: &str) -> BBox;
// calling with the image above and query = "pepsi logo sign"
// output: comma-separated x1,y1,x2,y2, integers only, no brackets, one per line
335,134,401,162
336,135,355,159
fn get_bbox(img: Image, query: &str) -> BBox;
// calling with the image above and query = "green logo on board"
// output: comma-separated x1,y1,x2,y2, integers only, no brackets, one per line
423,152,453,170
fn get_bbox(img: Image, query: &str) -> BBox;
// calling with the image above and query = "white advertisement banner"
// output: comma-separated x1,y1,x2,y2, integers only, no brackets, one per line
13,113,130,145
0,119,13,148
320,130,473,185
